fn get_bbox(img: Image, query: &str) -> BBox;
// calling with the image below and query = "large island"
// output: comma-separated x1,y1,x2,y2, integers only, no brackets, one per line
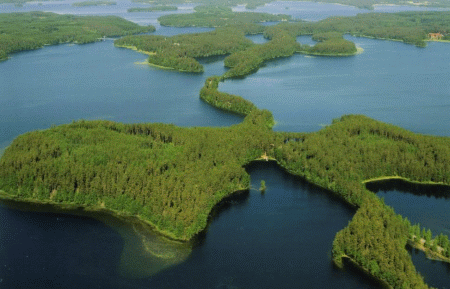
1,9,450,289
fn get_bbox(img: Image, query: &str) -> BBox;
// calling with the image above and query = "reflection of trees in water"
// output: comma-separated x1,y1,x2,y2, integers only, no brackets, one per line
193,189,249,248
366,179,450,200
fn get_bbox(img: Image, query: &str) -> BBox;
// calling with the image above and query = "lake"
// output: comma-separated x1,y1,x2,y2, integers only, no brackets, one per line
1,2,450,288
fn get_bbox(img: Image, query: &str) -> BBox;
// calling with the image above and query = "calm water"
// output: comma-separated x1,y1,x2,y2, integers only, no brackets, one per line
409,247,450,289
1,0,447,25
0,162,383,289
221,36,450,136
1,2,450,288
367,180,450,236
0,37,238,150
232,0,449,21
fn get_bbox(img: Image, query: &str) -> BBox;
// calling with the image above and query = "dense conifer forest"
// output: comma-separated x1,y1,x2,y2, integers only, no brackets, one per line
158,5,292,27
0,12,155,61
116,11,450,75
1,8,450,289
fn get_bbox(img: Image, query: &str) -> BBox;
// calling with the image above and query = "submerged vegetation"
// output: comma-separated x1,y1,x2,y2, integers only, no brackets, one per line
2,108,450,287
2,8,450,289
0,12,155,61
0,109,275,240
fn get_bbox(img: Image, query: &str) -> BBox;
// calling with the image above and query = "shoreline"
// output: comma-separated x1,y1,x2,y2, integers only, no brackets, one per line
117,45,200,72
0,190,193,278
299,46,362,57
0,189,183,241
0,182,249,242
115,44,156,56
407,240,450,263
335,255,392,288
362,175,449,187
425,39,450,43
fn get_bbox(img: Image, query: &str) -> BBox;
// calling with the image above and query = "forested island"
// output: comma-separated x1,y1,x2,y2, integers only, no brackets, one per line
0,12,155,61
115,11,450,77
121,0,450,10
158,5,292,27
2,0,450,10
2,9,450,289
127,5,178,12
72,1,117,7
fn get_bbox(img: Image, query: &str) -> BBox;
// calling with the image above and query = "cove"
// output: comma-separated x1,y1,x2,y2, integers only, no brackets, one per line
367,179,450,238
366,179,450,287
1,5,450,287
408,246,450,289
0,161,384,288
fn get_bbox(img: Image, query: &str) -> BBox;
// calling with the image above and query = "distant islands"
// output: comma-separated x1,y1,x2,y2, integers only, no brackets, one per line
127,5,178,12
1,9,450,289
158,5,292,27
72,1,116,7
0,12,155,61
116,10,450,77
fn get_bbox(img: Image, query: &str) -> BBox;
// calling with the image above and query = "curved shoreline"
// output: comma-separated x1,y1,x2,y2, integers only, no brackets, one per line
407,240,450,264
362,175,449,187
114,44,156,56
0,189,183,241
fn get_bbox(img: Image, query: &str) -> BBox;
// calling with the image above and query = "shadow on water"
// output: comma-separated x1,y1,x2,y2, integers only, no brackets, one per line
366,179,450,200
141,160,384,289
406,245,450,289
193,189,250,248
0,161,387,289
0,198,192,280
366,179,450,288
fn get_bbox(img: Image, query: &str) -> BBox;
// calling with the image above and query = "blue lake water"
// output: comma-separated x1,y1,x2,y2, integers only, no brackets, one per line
232,0,449,21
1,2,450,288
220,36,450,136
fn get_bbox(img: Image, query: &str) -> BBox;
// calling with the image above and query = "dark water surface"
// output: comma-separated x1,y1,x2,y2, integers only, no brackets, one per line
367,180,450,288
1,2,450,288
0,162,384,288
408,247,450,289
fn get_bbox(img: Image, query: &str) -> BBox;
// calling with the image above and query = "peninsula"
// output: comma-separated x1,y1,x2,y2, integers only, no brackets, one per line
1,9,450,289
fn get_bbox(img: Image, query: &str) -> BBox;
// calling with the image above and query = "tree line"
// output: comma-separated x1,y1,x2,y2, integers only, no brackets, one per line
114,26,255,72
0,12,155,61
158,5,292,27
116,11,450,77
127,5,177,12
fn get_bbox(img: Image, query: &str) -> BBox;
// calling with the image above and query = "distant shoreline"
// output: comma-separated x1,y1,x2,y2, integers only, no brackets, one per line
115,44,156,56
362,175,449,187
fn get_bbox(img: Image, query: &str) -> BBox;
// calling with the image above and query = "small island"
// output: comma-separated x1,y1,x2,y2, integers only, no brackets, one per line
2,8,450,289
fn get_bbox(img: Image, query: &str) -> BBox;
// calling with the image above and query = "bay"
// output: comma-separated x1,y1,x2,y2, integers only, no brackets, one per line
1,2,450,288
220,36,450,136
